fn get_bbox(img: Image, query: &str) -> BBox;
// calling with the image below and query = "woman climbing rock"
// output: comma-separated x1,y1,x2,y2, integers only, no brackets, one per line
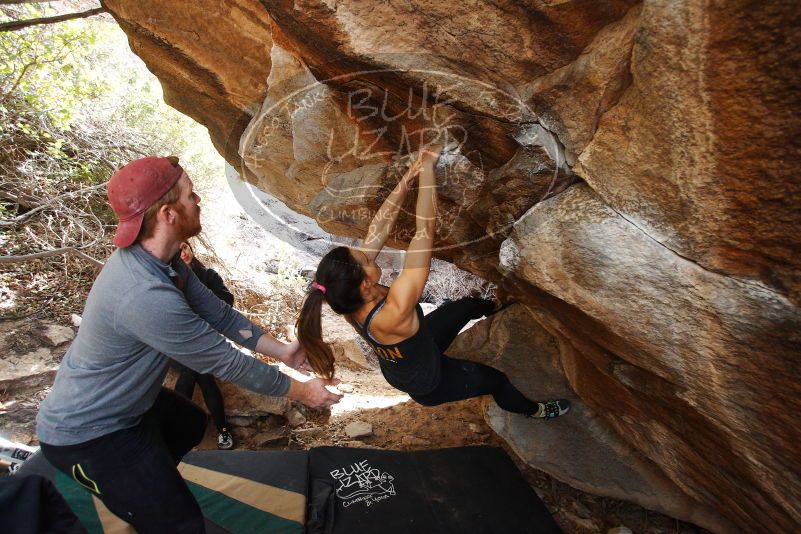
296,145,570,419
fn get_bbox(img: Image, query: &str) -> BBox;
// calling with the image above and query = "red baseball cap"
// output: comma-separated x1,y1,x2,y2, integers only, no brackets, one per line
107,156,184,247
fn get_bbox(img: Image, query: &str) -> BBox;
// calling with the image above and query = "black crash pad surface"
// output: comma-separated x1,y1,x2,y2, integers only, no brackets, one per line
307,445,562,534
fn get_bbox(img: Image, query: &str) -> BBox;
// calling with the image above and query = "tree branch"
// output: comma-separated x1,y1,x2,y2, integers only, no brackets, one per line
0,7,105,32
0,60,35,104
0,190,39,209
0,183,106,227
0,246,104,268
0,2,62,5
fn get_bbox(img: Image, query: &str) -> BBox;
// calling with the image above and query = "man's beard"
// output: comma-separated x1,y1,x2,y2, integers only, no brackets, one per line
174,203,201,241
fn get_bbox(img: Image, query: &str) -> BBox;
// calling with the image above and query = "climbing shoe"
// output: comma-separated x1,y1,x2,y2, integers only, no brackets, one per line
488,298,516,316
217,428,234,450
527,399,571,419
484,296,517,317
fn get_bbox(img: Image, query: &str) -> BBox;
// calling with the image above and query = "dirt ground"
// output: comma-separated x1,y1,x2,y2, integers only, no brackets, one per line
0,195,708,533
0,303,707,534
189,353,707,534
0,315,708,534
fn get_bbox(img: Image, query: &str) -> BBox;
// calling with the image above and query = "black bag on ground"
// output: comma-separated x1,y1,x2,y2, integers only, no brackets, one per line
0,474,87,534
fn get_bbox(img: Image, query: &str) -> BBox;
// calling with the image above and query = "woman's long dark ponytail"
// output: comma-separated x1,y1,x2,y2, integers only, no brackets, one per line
296,290,333,379
296,247,366,380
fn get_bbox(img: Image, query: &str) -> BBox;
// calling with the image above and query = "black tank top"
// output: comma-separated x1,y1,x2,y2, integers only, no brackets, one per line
353,298,441,396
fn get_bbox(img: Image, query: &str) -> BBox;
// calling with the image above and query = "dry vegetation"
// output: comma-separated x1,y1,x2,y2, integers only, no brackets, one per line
0,102,140,322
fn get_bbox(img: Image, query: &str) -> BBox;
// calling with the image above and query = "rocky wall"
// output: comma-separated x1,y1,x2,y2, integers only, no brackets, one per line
103,1,801,531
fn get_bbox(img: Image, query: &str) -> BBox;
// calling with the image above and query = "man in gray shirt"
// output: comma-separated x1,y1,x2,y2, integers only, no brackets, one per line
36,156,341,533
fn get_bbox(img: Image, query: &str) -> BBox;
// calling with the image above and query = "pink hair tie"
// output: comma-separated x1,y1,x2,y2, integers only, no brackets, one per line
311,281,327,294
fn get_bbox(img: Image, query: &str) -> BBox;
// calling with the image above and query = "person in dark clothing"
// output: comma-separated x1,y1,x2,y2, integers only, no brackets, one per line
296,146,570,419
179,241,234,306
174,241,235,450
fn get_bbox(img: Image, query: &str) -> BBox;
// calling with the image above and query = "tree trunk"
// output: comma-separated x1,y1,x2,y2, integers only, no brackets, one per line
0,7,106,32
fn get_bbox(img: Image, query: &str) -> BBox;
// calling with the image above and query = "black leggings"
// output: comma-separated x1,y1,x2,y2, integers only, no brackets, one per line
40,388,207,533
174,365,227,430
409,298,539,415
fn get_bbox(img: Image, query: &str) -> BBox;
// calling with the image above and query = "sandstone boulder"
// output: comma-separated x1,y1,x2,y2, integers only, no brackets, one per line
237,33,575,275
448,305,731,531
104,1,801,530
522,4,641,165
575,1,801,305
500,184,800,531
285,407,307,427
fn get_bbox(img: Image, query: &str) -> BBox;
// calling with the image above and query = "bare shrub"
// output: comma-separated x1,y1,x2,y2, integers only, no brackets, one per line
422,258,495,305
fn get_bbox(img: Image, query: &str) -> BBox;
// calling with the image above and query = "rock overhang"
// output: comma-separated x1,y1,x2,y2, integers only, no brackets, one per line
103,1,801,531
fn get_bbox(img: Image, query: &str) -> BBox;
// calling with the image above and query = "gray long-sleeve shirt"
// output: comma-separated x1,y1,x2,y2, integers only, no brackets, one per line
36,244,290,446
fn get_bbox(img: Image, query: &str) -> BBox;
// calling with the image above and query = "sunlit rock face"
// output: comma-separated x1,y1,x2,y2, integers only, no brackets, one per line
105,1,801,532
574,2,801,307
500,185,800,533
103,0,274,162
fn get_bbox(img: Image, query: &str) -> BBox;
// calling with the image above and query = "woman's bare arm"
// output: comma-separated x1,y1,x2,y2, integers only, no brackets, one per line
386,145,442,315
360,156,422,261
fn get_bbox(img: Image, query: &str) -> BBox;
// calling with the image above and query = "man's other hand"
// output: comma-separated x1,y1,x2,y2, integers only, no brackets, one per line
287,378,343,409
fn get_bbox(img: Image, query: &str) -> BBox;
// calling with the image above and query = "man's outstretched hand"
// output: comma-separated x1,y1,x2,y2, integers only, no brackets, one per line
287,377,343,409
